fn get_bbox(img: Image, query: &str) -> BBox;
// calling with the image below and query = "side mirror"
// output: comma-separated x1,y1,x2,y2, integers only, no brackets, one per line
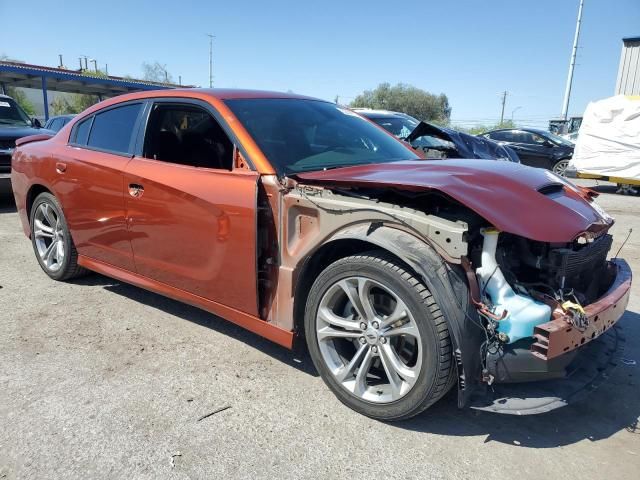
32,118,42,128
544,140,555,148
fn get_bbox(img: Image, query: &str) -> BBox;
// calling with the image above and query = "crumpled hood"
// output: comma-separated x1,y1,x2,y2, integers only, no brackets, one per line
295,160,612,243
406,121,519,162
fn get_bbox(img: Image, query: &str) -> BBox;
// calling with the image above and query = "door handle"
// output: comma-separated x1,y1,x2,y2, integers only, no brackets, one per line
128,183,144,198
55,162,66,173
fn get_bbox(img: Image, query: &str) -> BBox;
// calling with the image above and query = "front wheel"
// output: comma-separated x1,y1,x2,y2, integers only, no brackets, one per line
304,251,454,421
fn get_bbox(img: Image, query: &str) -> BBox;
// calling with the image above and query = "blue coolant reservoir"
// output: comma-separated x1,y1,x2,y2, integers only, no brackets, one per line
476,229,552,343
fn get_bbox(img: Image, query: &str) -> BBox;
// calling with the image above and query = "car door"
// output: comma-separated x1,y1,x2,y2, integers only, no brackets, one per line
55,102,144,271
512,131,555,168
489,130,547,168
123,100,260,316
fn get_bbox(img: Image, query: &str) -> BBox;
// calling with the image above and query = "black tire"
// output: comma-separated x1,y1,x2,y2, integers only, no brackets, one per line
552,158,570,176
30,192,87,281
304,250,453,421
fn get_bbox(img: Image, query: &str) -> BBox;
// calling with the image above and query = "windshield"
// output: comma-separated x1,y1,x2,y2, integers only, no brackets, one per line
543,131,574,147
369,116,454,149
225,99,419,175
0,98,32,127
369,116,418,139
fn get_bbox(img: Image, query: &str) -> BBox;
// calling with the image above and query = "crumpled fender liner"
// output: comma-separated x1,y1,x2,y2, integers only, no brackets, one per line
325,223,485,407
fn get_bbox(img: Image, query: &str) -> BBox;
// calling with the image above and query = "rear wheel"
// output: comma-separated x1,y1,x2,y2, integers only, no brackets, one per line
304,251,454,421
30,192,86,281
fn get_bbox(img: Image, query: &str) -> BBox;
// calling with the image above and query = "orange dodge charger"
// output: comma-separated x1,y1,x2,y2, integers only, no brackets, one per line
11,89,631,420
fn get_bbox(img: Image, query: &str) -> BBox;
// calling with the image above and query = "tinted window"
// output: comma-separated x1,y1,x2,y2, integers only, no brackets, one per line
49,118,63,132
0,97,31,127
87,103,142,154
518,132,539,144
73,117,93,145
488,131,514,142
370,116,418,138
225,99,418,175
143,103,233,170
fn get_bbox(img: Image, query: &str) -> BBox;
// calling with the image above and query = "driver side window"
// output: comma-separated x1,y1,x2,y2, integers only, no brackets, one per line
143,103,233,170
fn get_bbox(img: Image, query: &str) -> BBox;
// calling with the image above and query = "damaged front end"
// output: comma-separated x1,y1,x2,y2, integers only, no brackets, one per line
295,160,633,414
465,227,631,414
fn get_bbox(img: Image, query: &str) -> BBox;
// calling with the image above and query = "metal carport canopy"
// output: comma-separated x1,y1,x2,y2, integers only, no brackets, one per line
0,61,192,120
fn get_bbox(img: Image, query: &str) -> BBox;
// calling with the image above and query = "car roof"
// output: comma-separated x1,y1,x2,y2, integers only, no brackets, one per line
352,108,407,118
485,127,551,135
74,88,326,120
48,114,75,119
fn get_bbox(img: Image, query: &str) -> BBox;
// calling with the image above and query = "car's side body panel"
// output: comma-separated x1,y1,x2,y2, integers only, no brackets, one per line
53,144,135,271
124,158,260,316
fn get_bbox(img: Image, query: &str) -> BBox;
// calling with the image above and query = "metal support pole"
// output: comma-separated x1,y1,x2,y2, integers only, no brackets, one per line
561,0,584,120
41,76,49,121
207,34,214,88
499,91,508,125
0,82,5,95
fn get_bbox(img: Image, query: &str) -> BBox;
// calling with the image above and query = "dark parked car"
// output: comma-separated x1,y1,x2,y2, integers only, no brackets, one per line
355,109,520,163
44,114,75,133
480,128,574,175
0,94,53,178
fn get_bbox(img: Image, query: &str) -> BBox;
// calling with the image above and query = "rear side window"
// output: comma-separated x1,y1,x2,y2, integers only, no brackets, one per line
87,103,142,154
487,131,512,142
73,117,93,145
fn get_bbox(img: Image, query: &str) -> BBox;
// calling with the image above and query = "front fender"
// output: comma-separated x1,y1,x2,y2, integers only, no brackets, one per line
325,224,484,407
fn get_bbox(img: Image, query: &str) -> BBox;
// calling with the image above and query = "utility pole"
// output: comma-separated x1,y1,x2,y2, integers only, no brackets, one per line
207,34,215,88
499,91,508,125
561,0,584,120
90,59,98,72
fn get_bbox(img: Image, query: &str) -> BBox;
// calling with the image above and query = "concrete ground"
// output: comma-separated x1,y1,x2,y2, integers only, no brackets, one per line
1,178,639,480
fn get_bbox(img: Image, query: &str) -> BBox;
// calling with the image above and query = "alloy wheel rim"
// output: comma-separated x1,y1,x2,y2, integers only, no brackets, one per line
553,160,569,176
34,203,65,272
315,276,423,403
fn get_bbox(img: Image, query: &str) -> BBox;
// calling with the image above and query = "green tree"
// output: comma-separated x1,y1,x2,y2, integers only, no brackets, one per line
350,83,451,124
5,87,36,116
142,61,173,83
50,94,99,115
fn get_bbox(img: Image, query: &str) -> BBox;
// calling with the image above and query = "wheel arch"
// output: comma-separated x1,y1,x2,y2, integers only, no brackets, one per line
292,223,484,408
26,184,54,225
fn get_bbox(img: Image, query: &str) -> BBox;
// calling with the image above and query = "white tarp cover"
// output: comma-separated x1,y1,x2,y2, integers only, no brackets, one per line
570,95,640,182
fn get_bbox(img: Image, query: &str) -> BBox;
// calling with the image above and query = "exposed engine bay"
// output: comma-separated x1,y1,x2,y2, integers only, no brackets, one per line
283,182,623,384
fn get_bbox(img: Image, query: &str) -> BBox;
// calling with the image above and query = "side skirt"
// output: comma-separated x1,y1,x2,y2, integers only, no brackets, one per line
77,255,294,349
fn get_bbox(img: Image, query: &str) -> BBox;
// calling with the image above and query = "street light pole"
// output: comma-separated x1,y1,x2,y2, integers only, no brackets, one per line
207,34,215,88
561,0,584,120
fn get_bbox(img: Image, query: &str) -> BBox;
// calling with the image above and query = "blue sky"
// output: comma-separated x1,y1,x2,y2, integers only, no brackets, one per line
1,0,638,127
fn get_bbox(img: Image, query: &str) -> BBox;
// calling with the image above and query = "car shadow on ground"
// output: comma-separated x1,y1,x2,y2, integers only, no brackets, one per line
72,274,319,377
0,182,16,213
74,274,640,448
395,309,640,448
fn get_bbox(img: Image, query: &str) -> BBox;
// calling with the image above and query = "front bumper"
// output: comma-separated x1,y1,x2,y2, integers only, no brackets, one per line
468,258,632,414
532,259,631,360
